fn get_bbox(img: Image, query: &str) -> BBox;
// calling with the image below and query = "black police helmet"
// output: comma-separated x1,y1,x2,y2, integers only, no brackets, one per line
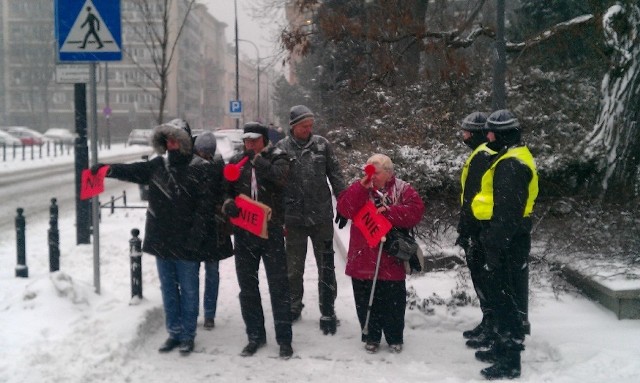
485,109,520,131
461,112,488,132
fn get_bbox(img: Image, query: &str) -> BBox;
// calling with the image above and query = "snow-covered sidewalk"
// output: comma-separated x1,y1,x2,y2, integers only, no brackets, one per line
1,206,639,382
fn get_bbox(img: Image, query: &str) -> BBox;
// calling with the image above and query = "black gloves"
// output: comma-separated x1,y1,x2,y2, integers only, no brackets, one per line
334,213,348,229
244,149,256,161
223,199,240,218
408,252,422,273
90,163,106,175
455,235,470,252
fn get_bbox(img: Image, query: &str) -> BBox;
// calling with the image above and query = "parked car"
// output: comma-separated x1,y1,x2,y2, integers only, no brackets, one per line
5,126,45,146
213,129,244,163
0,130,22,146
44,128,76,145
127,129,153,146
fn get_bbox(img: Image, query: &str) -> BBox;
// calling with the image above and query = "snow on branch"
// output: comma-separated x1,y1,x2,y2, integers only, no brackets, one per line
505,14,595,52
603,3,640,69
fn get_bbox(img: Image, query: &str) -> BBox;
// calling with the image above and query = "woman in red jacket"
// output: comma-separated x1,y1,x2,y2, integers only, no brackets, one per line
336,154,425,354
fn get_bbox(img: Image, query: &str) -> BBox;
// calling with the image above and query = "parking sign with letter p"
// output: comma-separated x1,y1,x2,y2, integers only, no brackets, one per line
229,100,242,118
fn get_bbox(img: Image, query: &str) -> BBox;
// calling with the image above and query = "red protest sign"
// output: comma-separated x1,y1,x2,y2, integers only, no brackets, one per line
353,200,392,247
80,166,110,200
230,194,272,239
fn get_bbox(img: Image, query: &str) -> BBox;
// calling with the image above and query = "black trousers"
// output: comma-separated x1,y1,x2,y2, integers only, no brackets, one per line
466,236,493,319
234,225,292,345
484,230,530,344
352,278,406,345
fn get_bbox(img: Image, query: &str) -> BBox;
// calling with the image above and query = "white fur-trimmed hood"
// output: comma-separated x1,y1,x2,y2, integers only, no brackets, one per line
151,123,193,155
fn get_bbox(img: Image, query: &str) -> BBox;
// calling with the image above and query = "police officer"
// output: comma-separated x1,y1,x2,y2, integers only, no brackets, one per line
471,109,538,379
456,112,497,348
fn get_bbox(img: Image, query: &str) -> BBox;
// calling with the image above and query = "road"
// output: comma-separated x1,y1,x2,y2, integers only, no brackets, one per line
0,152,149,233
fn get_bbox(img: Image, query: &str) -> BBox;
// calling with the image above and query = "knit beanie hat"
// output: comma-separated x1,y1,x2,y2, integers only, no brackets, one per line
289,105,314,126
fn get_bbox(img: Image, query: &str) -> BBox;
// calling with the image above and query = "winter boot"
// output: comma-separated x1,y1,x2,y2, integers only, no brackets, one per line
240,340,266,357
480,350,521,380
279,343,294,359
464,312,493,339
364,342,380,354
463,321,485,339
475,346,500,363
320,315,337,335
178,339,194,355
203,317,215,330
158,337,181,353
466,330,494,349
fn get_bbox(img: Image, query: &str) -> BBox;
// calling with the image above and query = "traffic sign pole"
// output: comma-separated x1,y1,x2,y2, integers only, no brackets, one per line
74,83,91,245
56,0,122,295
90,62,101,295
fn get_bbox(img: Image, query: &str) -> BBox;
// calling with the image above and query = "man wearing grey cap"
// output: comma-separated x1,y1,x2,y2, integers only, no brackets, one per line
276,105,347,335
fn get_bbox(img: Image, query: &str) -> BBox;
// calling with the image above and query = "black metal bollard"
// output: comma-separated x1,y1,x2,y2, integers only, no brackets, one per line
129,228,143,302
49,198,60,272
15,208,28,278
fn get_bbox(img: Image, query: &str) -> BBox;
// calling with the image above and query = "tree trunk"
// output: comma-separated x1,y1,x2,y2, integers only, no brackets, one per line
398,0,428,82
492,0,507,110
582,2,640,200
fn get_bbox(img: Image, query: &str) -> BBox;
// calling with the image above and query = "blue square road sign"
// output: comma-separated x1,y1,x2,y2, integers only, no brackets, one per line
55,0,122,62
230,101,243,114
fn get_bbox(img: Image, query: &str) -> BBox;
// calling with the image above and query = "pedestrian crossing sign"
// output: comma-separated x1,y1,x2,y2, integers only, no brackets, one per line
55,0,122,62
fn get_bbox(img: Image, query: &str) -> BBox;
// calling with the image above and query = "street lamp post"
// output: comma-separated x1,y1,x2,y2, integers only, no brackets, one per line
238,39,260,121
234,0,240,129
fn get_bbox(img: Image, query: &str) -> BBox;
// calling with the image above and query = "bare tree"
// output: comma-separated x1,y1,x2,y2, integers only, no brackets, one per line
125,0,196,124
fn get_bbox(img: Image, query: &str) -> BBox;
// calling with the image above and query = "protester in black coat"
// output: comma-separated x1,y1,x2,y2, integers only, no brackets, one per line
193,131,233,330
222,122,293,359
94,119,216,355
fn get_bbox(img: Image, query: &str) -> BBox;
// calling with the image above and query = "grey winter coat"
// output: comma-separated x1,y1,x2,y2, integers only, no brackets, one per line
276,134,346,227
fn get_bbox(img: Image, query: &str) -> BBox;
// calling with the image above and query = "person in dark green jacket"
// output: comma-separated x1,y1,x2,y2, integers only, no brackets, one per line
276,105,347,335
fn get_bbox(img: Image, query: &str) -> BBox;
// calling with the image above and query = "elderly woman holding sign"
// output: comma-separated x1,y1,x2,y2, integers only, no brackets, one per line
336,154,424,354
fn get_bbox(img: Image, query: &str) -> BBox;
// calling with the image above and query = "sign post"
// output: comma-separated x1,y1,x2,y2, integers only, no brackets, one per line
55,0,122,294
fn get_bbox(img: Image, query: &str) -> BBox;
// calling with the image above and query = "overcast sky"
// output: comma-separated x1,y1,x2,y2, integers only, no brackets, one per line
201,0,283,64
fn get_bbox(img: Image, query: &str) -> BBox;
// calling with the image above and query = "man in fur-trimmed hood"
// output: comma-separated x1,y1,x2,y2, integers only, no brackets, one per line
90,118,220,356
152,118,194,159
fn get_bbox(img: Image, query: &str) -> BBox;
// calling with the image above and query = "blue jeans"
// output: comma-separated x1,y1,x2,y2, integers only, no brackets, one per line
156,258,200,341
203,261,220,319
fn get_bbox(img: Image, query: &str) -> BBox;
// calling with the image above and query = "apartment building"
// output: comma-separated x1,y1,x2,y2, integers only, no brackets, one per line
0,0,261,140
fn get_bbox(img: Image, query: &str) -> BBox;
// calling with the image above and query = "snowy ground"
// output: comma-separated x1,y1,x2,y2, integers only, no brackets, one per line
1,164,639,382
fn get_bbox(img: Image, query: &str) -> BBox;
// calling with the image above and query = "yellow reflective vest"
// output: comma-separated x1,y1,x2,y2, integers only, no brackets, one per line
460,143,498,206
471,146,538,221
